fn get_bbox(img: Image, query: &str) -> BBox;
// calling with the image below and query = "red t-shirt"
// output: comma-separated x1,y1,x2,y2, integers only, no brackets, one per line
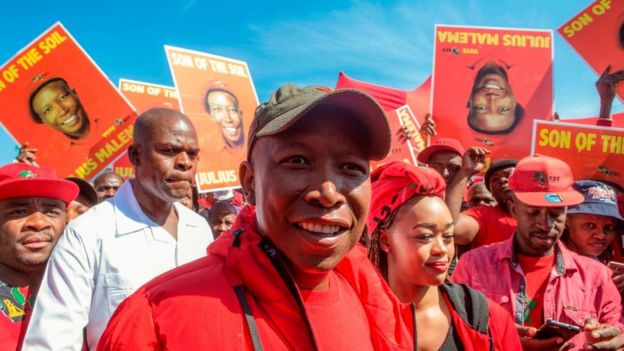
300,271,374,350
463,205,517,248
517,253,556,328
0,282,30,351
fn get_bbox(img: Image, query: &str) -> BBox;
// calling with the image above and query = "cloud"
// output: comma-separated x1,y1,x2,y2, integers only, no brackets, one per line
247,1,456,91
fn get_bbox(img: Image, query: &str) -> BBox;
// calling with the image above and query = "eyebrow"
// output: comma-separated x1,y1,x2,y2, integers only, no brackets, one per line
412,222,455,230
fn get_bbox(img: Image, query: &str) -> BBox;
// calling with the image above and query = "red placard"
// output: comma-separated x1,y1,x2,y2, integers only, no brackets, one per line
118,79,180,113
431,25,553,162
165,46,257,193
369,105,425,169
0,23,136,179
532,120,624,184
559,0,624,101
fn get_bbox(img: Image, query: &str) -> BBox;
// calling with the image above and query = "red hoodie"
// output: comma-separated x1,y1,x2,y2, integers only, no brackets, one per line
97,205,413,350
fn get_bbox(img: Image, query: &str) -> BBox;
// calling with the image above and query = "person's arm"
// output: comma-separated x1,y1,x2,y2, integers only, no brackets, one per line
97,291,160,351
487,301,523,351
597,269,624,327
596,65,624,125
453,213,480,246
445,147,489,223
22,225,96,350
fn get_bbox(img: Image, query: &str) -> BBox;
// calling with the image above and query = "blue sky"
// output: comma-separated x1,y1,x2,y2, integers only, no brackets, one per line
0,0,619,163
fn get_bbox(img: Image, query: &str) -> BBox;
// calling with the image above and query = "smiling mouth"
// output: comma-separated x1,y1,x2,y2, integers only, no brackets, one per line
296,222,346,236
61,114,77,126
483,81,503,90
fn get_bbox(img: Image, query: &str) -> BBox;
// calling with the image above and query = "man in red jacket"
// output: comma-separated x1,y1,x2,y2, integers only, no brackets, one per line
97,84,414,350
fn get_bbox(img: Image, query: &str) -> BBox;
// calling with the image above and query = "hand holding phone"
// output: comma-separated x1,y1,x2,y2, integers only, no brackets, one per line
534,319,581,341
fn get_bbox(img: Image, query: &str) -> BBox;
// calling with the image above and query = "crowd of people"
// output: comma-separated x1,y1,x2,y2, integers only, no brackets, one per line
1,74,624,351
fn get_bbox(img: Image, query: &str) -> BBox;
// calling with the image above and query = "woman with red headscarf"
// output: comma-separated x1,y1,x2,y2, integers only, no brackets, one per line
367,162,521,350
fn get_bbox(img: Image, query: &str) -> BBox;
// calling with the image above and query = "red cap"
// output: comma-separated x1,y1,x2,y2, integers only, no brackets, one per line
0,163,79,204
368,162,446,234
416,138,465,164
509,155,583,207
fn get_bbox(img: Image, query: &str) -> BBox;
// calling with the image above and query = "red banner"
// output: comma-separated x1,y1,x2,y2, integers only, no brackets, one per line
335,73,430,167
0,23,136,179
431,25,553,162
559,0,624,101
532,120,624,185
165,46,257,193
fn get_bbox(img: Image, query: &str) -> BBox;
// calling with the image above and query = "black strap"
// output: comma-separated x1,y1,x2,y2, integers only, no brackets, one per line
258,236,319,351
234,285,264,351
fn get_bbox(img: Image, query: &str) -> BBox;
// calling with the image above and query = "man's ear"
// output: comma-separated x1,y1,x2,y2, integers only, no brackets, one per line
128,144,140,167
239,160,255,204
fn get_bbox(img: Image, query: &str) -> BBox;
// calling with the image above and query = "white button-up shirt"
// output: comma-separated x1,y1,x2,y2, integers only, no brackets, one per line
22,181,213,350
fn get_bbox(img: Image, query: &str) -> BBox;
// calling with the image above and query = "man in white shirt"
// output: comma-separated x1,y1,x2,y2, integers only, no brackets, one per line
22,108,213,350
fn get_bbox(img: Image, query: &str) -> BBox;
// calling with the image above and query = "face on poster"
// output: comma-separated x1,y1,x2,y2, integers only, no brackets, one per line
559,0,624,101
113,79,181,180
431,25,553,162
0,22,136,179
532,120,624,185
165,45,258,193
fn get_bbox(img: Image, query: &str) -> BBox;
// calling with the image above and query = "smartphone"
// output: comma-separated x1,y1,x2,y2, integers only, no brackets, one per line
534,319,581,341
608,261,624,274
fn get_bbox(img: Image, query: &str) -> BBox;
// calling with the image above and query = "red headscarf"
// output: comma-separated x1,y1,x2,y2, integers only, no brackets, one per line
368,162,446,234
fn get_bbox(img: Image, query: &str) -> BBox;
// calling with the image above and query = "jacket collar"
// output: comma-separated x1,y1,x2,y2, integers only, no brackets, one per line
112,180,203,237
495,234,576,275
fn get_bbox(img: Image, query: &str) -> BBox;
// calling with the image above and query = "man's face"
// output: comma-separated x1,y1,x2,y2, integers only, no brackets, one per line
510,196,567,257
133,116,200,204
66,195,91,223
178,188,194,210
207,90,243,147
209,209,237,239
0,197,66,273
428,151,462,184
242,110,371,277
489,166,515,211
31,80,88,138
468,64,517,133
467,184,496,208
94,174,123,202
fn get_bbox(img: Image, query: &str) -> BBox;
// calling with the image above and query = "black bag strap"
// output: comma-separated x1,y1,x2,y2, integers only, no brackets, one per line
234,285,264,351
229,228,318,351
231,229,264,351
